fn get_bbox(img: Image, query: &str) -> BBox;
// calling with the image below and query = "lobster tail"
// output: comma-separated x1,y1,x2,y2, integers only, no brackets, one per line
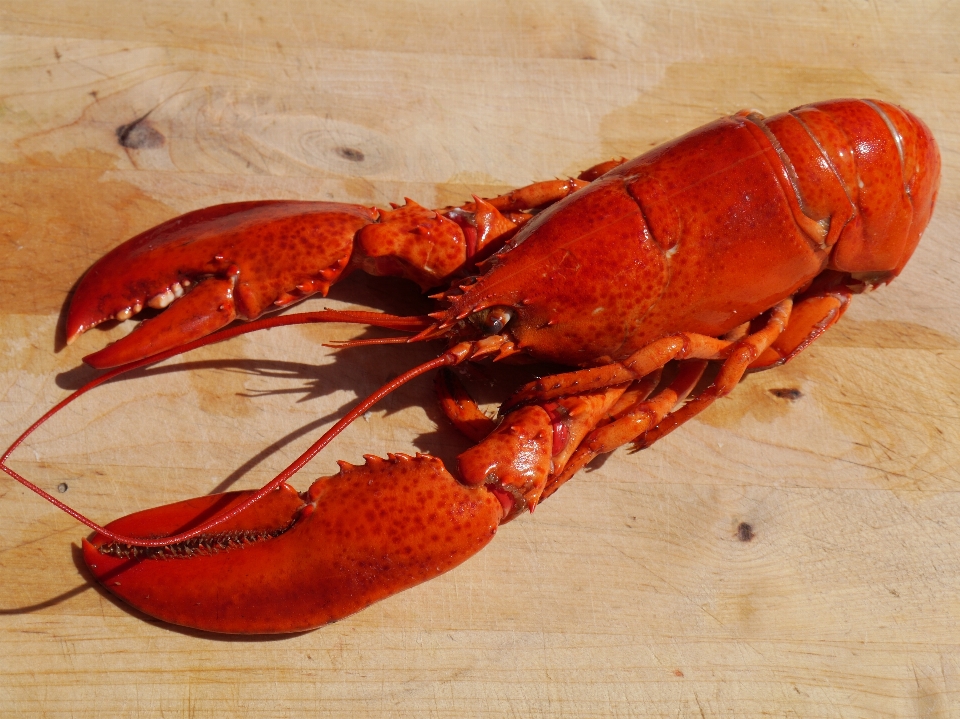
761,99,940,285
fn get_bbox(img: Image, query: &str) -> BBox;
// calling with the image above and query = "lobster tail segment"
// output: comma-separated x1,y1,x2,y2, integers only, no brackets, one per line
761,99,940,286
83,454,504,634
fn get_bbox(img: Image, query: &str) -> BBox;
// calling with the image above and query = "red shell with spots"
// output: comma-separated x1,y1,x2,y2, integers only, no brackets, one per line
66,201,375,339
83,455,501,634
445,99,939,366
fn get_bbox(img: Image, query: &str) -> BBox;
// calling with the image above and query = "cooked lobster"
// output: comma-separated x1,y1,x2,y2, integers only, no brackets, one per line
2,99,940,633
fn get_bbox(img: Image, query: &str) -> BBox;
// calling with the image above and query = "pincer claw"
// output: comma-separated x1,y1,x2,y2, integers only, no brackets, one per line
67,201,377,366
83,454,503,634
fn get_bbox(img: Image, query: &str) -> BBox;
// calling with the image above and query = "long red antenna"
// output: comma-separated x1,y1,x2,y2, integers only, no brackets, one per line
81,308,433,366
2,311,450,548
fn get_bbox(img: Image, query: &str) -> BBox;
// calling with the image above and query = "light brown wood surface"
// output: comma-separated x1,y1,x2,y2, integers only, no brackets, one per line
2,2,959,717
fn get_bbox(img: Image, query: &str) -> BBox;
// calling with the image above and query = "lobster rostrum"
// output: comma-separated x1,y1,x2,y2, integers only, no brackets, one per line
2,99,940,634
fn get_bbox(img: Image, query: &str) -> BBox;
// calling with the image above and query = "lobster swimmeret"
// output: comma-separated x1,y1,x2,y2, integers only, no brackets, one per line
2,99,940,633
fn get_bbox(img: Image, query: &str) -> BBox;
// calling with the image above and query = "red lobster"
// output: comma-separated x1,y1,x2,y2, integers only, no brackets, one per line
2,99,940,633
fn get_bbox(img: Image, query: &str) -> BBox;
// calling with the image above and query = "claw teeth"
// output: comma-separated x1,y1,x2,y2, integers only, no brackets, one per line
114,300,144,321
148,289,176,309
146,282,184,309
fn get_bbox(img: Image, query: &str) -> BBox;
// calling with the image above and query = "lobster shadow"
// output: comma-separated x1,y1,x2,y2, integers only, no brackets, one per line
47,262,713,500
51,270,560,496
0,574,90,616
54,342,477,493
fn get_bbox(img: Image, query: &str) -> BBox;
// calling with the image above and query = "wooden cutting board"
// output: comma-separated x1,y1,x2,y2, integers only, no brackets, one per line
2,1,959,716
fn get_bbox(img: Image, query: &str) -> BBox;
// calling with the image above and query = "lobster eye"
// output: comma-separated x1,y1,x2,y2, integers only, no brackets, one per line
480,306,514,335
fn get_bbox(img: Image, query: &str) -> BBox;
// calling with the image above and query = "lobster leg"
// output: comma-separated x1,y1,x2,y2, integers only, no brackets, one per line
437,374,636,515
479,153,630,214
636,299,792,448
435,367,669,506
504,332,737,410
499,299,792,490
542,360,709,499
506,293,801,413
749,286,852,370
484,178,588,214
434,369,498,442
575,157,627,182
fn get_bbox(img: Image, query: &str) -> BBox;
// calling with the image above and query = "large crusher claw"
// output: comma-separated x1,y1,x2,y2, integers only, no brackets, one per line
83,454,504,634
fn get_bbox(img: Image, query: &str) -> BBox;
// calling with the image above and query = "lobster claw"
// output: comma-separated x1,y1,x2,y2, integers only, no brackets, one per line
82,454,503,634
68,201,377,368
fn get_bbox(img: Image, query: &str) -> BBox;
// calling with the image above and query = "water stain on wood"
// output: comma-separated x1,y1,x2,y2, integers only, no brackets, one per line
695,366,807,429
0,150,174,317
696,318,958,435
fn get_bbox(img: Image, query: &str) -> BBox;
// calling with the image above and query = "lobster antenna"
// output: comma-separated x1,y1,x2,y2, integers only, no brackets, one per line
2,348,456,548
80,308,433,366
2,311,446,549
325,336,414,349
290,309,435,332
113,352,458,548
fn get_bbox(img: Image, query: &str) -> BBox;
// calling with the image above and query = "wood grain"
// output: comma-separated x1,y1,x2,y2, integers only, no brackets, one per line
2,1,959,716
